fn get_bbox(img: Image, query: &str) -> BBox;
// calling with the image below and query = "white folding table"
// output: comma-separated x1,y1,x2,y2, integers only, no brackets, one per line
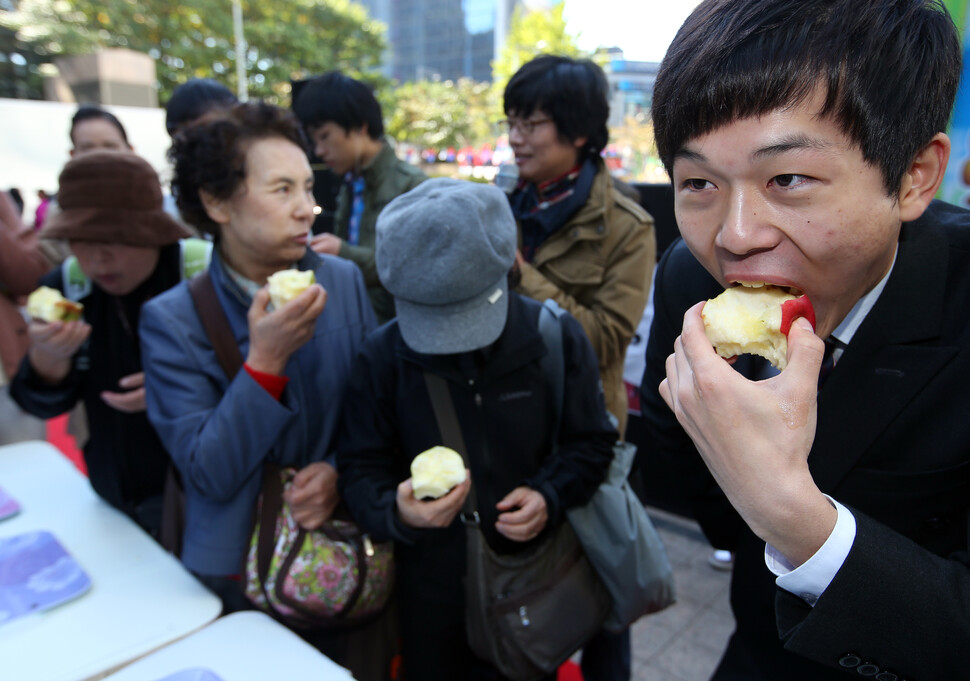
0,440,222,681
101,611,355,681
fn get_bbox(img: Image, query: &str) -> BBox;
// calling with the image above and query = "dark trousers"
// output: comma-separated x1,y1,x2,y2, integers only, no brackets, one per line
581,627,632,681
193,572,254,616
399,594,555,681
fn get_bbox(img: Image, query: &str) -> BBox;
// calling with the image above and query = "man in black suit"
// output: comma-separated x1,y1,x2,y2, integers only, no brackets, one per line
639,1,970,679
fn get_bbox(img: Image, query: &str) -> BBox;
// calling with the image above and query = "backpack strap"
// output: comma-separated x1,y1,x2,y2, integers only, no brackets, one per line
59,238,212,301
538,298,567,444
422,371,482,520
61,257,92,301
179,238,213,280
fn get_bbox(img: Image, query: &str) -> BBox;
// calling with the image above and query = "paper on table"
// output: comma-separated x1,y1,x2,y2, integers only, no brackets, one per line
0,486,19,520
154,669,226,681
0,530,91,625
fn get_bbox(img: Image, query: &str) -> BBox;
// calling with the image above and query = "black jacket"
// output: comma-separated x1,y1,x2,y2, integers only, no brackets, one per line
639,200,970,681
336,293,616,604
11,243,181,532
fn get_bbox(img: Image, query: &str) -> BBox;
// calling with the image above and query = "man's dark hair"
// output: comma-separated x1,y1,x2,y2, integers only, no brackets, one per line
168,101,308,237
652,0,961,195
503,55,610,160
292,72,384,139
70,105,129,146
165,78,238,137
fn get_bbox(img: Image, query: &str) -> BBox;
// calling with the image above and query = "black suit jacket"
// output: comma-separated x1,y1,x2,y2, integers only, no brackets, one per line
639,200,970,681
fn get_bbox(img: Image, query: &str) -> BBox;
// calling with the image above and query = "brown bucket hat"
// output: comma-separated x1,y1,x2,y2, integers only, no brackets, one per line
42,150,191,247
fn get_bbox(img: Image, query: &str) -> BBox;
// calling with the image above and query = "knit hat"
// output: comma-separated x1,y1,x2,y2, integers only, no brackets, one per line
376,178,517,354
42,151,191,247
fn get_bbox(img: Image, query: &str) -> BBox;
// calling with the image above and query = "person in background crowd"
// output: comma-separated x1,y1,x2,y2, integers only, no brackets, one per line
40,105,136,264
337,178,616,681
293,71,426,323
11,151,196,535
162,78,239,233
503,54,656,681
164,77,238,138
8,188,24,217
142,101,387,679
35,104,140,463
33,189,52,231
641,1,969,679
0,190,50,444
504,55,655,439
69,105,133,156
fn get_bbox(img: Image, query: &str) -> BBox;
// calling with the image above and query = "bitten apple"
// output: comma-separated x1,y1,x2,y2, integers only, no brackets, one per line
702,284,815,370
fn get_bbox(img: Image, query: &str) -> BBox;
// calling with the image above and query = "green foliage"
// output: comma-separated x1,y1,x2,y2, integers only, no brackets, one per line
0,19,47,99
4,0,388,104
491,3,586,96
386,77,497,149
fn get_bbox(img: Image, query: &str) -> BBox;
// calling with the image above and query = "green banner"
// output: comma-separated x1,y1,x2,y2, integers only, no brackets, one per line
945,0,966,36
941,0,970,206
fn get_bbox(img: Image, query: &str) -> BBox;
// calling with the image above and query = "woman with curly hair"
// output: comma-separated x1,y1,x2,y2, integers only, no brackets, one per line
140,101,390,678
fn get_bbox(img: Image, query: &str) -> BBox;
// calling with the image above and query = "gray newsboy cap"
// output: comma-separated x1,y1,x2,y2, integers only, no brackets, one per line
376,178,516,354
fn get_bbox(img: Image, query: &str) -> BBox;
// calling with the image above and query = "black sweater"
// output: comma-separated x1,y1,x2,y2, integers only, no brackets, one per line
12,243,182,531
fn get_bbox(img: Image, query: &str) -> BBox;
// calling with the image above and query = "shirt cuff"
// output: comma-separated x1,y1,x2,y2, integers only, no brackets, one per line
764,495,856,606
244,363,289,401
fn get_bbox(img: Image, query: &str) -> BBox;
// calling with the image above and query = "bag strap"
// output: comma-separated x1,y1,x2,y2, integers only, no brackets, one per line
256,462,285,588
187,271,244,380
538,299,566,450
422,371,477,515
161,269,242,559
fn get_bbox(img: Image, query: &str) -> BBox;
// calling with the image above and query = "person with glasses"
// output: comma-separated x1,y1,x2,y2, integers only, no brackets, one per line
502,55,656,681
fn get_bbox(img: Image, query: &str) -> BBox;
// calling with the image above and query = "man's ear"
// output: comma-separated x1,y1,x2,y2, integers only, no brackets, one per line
898,132,950,223
199,189,230,225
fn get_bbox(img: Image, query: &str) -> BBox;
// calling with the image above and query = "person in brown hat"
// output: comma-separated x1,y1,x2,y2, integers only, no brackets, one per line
10,150,209,538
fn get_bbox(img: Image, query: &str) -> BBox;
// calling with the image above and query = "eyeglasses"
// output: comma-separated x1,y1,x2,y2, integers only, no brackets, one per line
501,117,553,136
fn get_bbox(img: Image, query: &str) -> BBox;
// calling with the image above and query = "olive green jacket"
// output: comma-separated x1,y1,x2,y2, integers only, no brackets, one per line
335,141,427,323
515,161,656,436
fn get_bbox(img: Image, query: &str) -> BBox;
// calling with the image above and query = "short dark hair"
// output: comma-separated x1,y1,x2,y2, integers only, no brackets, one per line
292,71,384,139
70,105,129,146
165,78,238,137
652,0,961,195
168,101,308,236
503,55,610,159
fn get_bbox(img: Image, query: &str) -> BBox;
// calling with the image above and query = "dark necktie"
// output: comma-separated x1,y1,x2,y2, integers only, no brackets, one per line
818,339,838,390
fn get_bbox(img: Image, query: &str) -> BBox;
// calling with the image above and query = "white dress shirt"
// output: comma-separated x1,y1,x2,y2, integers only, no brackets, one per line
765,253,896,605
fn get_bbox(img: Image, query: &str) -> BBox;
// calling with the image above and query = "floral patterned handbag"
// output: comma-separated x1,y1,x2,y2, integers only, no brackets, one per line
244,463,395,629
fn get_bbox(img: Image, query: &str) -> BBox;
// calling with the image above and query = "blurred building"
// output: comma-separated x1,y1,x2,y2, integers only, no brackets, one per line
360,0,528,82
602,49,660,127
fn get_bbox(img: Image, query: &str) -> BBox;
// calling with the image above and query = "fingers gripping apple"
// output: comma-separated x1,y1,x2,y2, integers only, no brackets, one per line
701,284,815,370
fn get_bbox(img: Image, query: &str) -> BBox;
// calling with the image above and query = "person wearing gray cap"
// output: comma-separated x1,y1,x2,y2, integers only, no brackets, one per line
336,178,617,680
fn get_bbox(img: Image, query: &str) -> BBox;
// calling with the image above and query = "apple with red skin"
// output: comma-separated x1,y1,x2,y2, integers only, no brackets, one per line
780,295,816,336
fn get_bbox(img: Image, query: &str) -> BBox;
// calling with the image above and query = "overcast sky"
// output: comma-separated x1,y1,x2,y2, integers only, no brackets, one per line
562,0,702,63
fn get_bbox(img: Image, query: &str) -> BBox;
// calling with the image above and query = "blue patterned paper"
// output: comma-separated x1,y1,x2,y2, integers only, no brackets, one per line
0,530,90,625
